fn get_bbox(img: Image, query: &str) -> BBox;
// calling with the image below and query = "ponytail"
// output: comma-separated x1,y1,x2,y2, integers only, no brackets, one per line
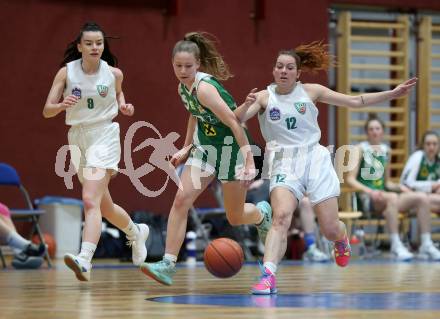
173,31,233,81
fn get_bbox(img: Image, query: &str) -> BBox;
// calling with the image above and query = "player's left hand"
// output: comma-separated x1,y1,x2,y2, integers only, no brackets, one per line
120,103,134,116
392,77,418,98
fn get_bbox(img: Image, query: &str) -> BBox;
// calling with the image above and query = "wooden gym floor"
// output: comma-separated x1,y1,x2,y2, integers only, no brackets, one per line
0,258,439,319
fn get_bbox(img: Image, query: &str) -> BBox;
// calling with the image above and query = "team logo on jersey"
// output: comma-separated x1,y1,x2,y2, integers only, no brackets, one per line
97,85,109,97
203,123,217,136
72,87,82,99
269,107,281,121
294,102,307,114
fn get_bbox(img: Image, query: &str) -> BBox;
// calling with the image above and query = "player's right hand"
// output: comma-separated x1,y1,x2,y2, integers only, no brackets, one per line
60,95,78,109
244,88,258,107
170,145,192,168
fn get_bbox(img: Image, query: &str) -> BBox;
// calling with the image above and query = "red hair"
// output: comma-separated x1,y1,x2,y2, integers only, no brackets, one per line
278,41,335,72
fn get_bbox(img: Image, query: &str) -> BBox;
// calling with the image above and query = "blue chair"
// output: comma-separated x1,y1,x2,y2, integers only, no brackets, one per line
0,163,52,267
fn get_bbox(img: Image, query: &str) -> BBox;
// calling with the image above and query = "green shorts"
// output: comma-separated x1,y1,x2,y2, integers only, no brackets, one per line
186,142,244,181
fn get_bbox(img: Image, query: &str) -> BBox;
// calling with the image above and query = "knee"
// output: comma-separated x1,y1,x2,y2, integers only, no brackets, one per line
272,209,293,231
415,192,429,206
387,193,399,205
172,191,192,212
83,196,100,213
321,222,341,241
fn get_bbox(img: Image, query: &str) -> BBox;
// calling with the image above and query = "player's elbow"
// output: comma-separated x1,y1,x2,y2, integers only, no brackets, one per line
42,108,50,118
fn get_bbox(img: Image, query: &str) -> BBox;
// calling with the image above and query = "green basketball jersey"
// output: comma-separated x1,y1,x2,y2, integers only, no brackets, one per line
178,72,237,146
356,142,389,190
416,155,440,181
178,72,253,181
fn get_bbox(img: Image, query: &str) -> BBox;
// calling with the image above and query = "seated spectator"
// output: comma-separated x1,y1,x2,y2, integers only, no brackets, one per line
401,131,440,213
0,202,45,269
346,114,440,261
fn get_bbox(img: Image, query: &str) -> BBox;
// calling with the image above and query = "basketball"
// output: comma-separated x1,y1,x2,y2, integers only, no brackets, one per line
32,233,56,258
203,238,244,278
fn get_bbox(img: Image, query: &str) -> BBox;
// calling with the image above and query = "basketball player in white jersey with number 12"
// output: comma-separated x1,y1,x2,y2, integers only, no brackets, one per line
234,41,417,295
43,22,149,282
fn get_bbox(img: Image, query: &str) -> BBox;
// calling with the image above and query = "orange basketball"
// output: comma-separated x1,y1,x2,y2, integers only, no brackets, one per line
203,238,244,278
32,233,56,258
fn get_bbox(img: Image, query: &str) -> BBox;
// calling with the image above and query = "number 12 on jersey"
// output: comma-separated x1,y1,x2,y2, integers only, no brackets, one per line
285,117,297,130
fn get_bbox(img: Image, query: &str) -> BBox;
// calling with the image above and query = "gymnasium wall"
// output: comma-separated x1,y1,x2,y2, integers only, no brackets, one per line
1,0,440,215
0,0,329,214
332,0,440,10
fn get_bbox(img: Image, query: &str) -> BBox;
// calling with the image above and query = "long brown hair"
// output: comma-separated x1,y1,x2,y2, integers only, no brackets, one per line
172,31,233,81
278,41,335,72
60,22,118,67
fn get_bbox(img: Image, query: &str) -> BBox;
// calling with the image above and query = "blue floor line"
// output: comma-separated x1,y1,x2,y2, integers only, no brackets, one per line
148,292,440,310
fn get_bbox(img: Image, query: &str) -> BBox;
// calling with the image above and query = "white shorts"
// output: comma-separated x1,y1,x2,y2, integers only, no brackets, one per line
68,121,120,183
269,144,340,205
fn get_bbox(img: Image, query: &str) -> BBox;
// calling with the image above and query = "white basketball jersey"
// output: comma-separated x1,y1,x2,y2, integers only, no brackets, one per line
258,82,321,148
64,59,117,126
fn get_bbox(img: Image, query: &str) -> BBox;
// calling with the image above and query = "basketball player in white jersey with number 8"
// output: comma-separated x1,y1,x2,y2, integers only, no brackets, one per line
43,22,149,281
234,41,417,294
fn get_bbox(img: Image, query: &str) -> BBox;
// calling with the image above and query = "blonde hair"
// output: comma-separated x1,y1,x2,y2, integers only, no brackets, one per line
172,31,233,81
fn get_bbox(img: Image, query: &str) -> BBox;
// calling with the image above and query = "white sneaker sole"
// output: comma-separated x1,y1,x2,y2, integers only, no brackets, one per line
64,254,90,281
132,224,150,266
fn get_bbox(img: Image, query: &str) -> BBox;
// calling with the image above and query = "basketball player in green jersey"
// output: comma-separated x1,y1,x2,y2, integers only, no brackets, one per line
140,32,272,286
347,115,440,261
402,131,440,212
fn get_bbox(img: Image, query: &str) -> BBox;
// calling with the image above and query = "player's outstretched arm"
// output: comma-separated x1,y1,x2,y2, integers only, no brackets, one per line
310,77,417,108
